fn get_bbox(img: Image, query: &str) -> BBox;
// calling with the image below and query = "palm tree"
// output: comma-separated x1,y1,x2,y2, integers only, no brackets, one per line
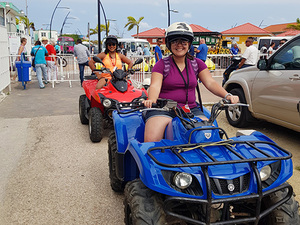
124,16,144,38
89,22,110,36
16,16,34,35
286,18,300,30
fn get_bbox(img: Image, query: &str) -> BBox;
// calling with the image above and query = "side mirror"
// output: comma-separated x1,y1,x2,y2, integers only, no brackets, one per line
93,56,104,65
133,58,143,66
257,59,267,70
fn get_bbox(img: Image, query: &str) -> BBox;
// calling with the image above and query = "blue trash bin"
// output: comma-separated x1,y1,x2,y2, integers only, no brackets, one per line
15,61,31,82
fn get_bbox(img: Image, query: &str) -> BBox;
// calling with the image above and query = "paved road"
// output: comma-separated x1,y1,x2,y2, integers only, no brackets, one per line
0,76,299,224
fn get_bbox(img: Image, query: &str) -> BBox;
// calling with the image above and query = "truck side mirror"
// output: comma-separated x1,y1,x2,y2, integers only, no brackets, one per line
257,59,267,70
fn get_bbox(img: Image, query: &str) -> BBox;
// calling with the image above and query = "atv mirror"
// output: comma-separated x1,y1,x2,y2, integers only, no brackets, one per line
133,58,143,66
93,56,104,65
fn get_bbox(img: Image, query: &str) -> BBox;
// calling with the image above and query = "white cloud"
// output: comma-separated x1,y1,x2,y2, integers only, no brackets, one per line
139,22,152,30
183,13,192,18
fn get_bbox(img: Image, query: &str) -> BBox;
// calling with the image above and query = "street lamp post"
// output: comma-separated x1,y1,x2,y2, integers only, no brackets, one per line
60,12,76,36
49,0,69,38
167,0,179,26
97,0,114,52
97,0,101,52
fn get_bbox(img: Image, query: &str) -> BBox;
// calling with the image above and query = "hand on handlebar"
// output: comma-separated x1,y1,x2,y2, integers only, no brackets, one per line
143,99,154,108
226,95,239,104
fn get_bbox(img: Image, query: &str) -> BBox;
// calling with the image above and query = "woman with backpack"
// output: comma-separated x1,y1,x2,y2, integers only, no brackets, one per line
143,22,239,142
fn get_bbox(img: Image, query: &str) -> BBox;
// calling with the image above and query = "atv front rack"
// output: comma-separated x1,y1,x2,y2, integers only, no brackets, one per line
147,139,291,168
147,140,293,225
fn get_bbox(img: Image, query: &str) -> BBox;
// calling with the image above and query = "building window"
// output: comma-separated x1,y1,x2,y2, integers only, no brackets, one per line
41,32,46,37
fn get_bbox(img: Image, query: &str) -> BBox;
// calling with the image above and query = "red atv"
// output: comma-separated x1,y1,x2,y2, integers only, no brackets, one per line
79,57,148,142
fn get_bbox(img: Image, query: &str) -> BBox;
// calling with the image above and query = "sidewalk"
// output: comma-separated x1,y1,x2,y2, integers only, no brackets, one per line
0,80,84,119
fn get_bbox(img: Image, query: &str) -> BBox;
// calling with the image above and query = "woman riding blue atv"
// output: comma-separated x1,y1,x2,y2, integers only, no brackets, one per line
143,22,239,142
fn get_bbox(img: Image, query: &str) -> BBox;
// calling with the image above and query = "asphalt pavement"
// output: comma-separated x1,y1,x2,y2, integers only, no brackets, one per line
0,71,225,225
1,71,300,224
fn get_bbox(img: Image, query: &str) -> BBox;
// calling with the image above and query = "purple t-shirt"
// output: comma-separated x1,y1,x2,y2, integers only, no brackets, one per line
152,56,207,108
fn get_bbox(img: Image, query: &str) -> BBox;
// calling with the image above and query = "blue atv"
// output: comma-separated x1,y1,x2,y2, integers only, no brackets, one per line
108,99,299,225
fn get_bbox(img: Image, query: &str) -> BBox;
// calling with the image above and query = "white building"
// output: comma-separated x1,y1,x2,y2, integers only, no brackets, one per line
0,2,28,92
33,29,58,43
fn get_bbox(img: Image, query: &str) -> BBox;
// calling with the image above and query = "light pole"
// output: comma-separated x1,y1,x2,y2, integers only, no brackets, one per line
60,12,76,36
97,0,101,52
49,0,69,38
167,0,179,26
106,19,116,36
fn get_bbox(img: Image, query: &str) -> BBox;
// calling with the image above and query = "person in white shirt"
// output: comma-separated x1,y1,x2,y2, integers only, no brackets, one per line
136,45,143,55
268,42,276,55
237,37,258,70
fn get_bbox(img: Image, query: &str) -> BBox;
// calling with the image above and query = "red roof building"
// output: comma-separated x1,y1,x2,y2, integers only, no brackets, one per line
190,24,211,33
132,27,166,45
221,23,272,52
221,23,271,35
276,29,300,37
264,22,297,36
132,24,219,46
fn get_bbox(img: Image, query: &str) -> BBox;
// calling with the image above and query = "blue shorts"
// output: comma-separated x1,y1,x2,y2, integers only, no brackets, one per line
143,107,205,122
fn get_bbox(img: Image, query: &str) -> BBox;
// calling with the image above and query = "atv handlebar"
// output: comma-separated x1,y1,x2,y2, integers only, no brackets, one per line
116,98,248,126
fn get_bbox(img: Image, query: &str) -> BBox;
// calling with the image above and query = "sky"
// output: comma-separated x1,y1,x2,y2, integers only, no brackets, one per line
9,0,300,40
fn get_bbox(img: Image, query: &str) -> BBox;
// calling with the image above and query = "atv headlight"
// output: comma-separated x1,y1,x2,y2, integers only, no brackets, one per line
173,172,192,189
103,99,112,108
260,165,272,181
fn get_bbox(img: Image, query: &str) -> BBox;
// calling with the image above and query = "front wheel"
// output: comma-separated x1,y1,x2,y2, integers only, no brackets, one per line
108,130,125,192
124,179,166,225
79,95,89,124
88,107,103,142
225,88,254,127
262,187,300,225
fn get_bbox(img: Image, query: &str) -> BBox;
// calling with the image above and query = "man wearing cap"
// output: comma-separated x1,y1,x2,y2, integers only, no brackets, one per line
45,39,58,83
41,36,48,47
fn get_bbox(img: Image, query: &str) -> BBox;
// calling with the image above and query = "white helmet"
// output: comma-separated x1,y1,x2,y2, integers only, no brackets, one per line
165,22,194,49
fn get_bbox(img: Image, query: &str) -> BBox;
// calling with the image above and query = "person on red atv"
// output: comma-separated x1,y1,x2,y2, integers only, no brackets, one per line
88,35,133,89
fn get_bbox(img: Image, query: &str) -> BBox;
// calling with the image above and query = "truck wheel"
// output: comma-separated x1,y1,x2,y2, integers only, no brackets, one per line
124,179,166,225
88,107,103,142
108,130,125,192
225,88,253,127
262,187,300,225
79,95,89,125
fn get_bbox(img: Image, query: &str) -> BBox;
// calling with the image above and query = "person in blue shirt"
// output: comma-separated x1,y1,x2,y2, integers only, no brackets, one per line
196,38,208,62
31,40,49,89
143,45,150,56
155,38,163,62
54,43,61,54
230,43,240,55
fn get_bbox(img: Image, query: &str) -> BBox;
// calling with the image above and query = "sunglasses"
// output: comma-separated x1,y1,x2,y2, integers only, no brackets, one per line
108,43,116,46
171,39,189,46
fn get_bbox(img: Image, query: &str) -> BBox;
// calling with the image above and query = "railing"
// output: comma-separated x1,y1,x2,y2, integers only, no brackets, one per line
9,54,238,88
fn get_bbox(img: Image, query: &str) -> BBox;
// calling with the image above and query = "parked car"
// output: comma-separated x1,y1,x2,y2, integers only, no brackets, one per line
224,34,300,132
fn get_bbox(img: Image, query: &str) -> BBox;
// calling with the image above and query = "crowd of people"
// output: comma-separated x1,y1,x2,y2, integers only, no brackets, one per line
15,30,288,91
